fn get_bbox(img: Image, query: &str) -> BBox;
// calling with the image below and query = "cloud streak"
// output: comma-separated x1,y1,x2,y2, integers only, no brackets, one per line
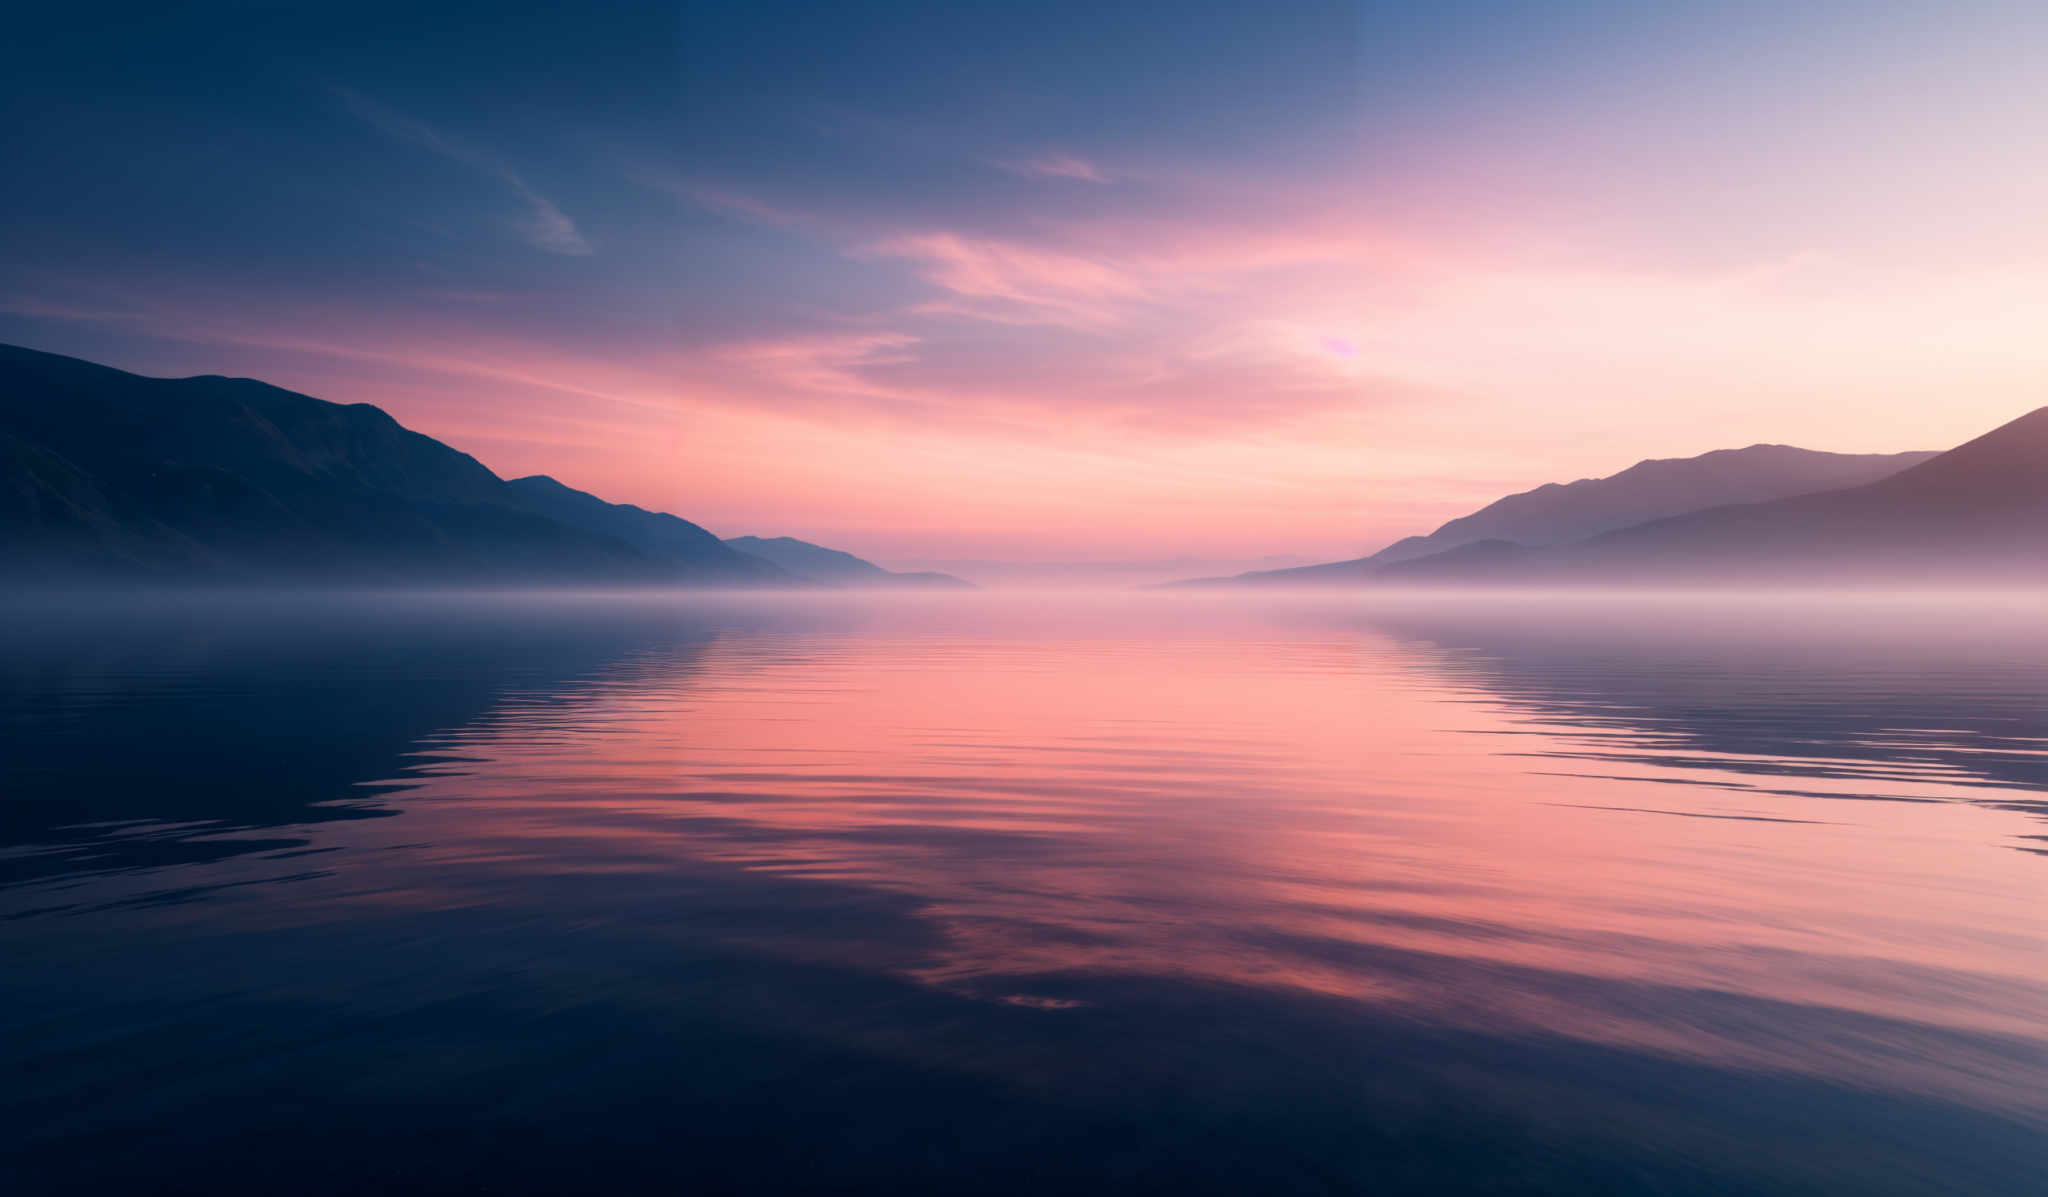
864,232,1150,329
996,153,1109,183
334,87,592,256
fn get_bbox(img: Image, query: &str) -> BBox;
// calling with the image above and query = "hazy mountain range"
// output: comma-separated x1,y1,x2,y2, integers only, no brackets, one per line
1178,409,2046,588
6,343,2041,590
722,537,972,588
1363,444,1938,566
0,344,922,587
878,556,1320,590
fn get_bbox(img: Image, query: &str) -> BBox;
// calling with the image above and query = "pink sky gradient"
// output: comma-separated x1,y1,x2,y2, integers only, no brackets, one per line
5,3,2044,570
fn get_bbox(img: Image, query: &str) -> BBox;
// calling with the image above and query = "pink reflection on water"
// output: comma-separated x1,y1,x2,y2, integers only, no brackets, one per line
343,596,2048,1118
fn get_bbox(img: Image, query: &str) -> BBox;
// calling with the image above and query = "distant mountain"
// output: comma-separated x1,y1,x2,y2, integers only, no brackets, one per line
1204,408,2047,589
723,536,974,588
1377,444,1940,564
1422,405,2048,587
1182,442,1937,587
0,343,782,585
507,476,787,584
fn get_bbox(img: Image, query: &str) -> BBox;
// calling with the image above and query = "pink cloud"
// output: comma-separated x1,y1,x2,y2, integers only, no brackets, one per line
709,331,924,405
862,232,1150,329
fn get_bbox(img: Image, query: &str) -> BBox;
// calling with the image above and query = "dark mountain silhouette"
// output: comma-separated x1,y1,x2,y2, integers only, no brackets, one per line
0,343,780,585
506,475,787,584
1188,442,1936,586
723,535,974,588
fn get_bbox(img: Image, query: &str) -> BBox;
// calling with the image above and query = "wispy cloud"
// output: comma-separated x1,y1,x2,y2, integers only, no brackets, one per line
334,87,592,256
862,232,1148,329
630,168,823,233
996,152,1110,183
711,330,922,402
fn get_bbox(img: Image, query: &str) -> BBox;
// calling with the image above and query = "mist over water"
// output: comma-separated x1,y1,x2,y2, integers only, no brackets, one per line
4,591,2044,1195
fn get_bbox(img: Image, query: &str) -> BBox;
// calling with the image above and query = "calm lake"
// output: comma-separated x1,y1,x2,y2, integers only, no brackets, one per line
3,591,2043,1195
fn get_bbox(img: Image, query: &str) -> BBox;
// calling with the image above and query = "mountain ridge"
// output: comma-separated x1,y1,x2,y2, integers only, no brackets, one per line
1180,440,1944,587
1314,406,2048,588
1408,443,1941,560
723,535,974,588
8,342,2037,592
506,475,788,586
0,343,775,585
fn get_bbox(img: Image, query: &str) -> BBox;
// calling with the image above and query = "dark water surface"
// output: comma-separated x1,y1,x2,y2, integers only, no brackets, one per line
3,591,2044,1195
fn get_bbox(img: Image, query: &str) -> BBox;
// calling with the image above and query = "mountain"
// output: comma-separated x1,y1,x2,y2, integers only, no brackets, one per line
723,536,974,588
506,476,787,584
1182,442,1938,587
1376,443,1939,564
0,343,781,585
1260,407,2048,588
1452,405,2048,587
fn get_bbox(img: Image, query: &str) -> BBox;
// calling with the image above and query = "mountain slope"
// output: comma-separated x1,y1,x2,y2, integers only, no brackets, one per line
1387,444,1940,563
1373,406,2048,586
0,343,771,584
507,476,788,585
723,536,973,588
1183,442,1937,587
1532,406,2048,584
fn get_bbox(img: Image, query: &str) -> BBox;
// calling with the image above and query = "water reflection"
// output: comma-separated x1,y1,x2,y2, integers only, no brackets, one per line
1366,599,2048,812
0,592,744,890
2,592,2043,1195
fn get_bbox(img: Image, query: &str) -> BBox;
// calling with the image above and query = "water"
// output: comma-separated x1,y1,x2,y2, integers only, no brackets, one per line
3,591,2043,1195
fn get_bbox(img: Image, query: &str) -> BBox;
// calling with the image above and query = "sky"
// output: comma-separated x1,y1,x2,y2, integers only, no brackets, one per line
4,1,2046,572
